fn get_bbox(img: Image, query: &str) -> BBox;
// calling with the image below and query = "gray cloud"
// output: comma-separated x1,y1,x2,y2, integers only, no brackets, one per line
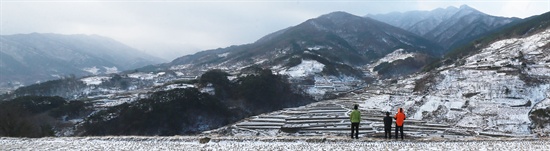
1,0,548,60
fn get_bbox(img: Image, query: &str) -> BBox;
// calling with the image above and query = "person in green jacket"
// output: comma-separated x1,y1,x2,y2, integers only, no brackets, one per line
350,104,361,139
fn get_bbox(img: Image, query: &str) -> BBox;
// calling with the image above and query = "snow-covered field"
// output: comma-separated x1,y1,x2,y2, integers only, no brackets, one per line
1,136,548,150
279,59,325,78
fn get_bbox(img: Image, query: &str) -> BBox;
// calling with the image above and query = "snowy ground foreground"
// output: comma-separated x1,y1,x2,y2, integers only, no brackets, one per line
1,136,549,151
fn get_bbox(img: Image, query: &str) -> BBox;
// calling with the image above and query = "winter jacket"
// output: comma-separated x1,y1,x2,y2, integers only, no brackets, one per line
350,110,361,123
394,109,406,126
383,116,393,129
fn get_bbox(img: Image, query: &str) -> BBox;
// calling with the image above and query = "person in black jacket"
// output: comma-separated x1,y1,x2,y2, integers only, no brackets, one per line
383,112,392,139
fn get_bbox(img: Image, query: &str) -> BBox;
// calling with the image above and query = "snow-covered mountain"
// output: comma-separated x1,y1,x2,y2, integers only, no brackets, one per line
376,12,550,136
0,33,164,91
368,5,519,49
155,11,442,85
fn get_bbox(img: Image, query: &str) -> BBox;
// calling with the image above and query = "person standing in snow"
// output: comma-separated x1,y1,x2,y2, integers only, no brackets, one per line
394,108,406,140
383,112,392,139
350,104,361,139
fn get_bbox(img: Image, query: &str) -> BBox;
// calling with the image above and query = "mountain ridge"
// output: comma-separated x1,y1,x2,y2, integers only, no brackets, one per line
163,11,443,80
0,33,164,90
368,5,520,50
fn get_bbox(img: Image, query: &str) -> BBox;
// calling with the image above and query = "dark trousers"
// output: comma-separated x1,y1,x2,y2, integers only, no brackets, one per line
351,123,359,139
395,125,404,139
384,127,391,139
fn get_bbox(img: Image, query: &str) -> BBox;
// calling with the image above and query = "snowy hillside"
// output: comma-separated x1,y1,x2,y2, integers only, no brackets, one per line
395,28,550,136
278,60,325,78
367,49,416,72
273,59,363,99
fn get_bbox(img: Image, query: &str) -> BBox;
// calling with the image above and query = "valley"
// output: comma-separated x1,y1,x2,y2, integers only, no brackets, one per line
0,5,548,141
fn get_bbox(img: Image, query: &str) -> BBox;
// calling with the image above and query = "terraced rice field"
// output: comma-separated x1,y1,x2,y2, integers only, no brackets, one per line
208,91,532,139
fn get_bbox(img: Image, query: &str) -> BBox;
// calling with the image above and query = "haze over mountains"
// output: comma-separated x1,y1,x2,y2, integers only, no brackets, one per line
0,33,164,89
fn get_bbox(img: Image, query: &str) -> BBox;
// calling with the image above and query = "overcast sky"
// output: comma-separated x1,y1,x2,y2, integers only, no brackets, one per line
1,0,549,60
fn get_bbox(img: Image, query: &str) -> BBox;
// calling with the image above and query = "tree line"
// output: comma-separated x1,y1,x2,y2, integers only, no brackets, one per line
1,68,314,137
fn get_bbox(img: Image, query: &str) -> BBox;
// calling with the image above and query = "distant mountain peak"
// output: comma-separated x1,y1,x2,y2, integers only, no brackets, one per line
456,4,482,15
459,4,474,10
321,11,356,18
445,5,459,10
368,5,519,50
317,11,364,23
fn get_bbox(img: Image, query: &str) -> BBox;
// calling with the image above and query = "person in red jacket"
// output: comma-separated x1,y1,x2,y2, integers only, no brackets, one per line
394,108,406,140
